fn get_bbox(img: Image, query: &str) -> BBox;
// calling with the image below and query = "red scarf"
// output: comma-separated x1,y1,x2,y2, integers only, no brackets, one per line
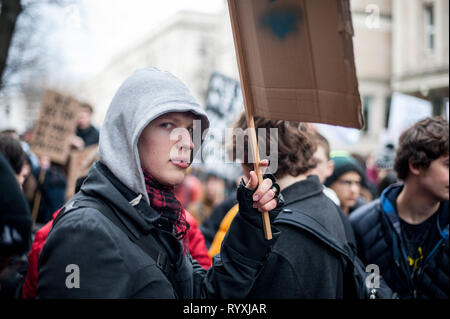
142,169,189,240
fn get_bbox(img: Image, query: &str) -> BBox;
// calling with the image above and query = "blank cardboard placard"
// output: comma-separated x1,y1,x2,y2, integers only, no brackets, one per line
30,90,81,164
228,0,364,129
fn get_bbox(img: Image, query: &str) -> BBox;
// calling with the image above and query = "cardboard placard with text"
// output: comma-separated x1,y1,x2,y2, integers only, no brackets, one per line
65,144,99,200
228,0,364,128
30,90,81,164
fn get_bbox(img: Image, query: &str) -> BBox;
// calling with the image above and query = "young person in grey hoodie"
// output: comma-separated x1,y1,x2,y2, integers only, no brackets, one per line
37,67,282,298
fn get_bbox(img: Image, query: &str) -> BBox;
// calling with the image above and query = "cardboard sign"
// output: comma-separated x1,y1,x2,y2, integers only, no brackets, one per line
227,0,364,128
30,90,81,164
65,144,99,200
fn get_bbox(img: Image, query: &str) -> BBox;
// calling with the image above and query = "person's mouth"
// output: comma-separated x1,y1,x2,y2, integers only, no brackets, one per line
170,158,190,169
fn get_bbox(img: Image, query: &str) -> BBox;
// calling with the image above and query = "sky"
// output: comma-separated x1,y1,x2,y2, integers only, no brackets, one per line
46,0,224,83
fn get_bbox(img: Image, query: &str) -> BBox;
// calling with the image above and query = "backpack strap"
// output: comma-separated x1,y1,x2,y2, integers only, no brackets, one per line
51,197,180,298
275,209,352,259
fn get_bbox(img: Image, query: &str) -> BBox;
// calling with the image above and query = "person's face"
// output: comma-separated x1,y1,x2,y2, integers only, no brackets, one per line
416,155,449,201
311,145,334,184
138,112,195,186
78,108,92,130
330,171,362,214
205,176,225,202
15,163,30,189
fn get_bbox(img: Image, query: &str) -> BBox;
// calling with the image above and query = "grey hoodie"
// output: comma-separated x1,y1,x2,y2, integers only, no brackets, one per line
99,67,209,205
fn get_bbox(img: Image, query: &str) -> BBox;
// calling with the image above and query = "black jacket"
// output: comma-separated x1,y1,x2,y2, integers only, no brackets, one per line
76,125,99,147
349,183,449,299
247,175,356,298
37,162,280,298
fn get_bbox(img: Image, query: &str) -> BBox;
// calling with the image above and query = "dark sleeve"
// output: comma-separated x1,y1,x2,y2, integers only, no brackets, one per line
200,191,237,248
248,226,345,299
193,180,282,298
37,209,130,298
247,251,302,298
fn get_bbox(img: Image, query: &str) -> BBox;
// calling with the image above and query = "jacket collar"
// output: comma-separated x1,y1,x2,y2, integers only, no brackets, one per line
79,161,161,236
281,175,324,206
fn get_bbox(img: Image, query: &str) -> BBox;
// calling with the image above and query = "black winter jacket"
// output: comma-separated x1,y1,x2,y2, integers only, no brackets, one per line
349,183,449,299
37,162,280,298
247,175,356,298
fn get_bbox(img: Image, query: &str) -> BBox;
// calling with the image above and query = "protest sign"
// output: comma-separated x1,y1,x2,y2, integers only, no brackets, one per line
200,72,243,181
30,90,81,164
65,144,99,200
228,0,363,239
387,92,432,143
227,0,364,128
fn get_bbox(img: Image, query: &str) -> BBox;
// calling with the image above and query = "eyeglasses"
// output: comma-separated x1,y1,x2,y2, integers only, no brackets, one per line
336,179,362,187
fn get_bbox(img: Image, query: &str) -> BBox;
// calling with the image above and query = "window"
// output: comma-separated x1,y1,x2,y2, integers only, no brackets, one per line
384,96,392,129
362,96,372,133
424,3,436,52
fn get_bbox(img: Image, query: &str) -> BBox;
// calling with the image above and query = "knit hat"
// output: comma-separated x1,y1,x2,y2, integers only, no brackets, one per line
0,152,32,256
325,154,366,188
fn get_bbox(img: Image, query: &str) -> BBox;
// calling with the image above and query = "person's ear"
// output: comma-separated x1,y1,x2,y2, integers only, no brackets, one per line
326,160,334,178
408,158,421,176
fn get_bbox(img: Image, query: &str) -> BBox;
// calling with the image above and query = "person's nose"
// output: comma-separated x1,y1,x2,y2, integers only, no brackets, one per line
177,130,194,152
350,183,360,195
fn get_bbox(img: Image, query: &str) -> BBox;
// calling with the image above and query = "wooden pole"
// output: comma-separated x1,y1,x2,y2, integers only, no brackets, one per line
31,168,46,225
228,0,272,240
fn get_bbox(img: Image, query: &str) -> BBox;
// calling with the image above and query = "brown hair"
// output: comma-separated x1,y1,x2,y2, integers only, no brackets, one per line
0,135,27,175
228,112,317,179
80,103,94,113
394,116,449,180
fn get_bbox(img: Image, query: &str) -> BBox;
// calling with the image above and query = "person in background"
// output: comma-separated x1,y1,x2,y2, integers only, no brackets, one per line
200,189,237,249
374,142,398,197
188,173,225,226
325,153,367,216
351,152,377,201
32,156,67,225
350,117,449,299
174,172,212,270
0,152,33,298
230,113,364,298
0,134,29,189
71,102,99,150
310,132,340,206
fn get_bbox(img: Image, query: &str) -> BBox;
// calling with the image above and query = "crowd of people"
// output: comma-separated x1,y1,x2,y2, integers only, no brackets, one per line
0,67,448,300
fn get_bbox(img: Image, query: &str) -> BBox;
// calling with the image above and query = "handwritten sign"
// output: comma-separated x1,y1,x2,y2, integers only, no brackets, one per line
201,72,243,181
65,144,99,200
30,90,81,164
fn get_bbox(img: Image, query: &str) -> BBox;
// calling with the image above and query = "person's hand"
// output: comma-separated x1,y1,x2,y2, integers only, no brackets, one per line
236,160,284,229
242,159,278,213
70,136,85,150
39,156,51,170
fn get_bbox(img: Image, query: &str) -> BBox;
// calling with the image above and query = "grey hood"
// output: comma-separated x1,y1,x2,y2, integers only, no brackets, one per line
99,67,209,205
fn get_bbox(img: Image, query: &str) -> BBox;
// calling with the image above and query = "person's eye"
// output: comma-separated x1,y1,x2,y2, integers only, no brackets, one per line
187,127,194,134
161,123,173,129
